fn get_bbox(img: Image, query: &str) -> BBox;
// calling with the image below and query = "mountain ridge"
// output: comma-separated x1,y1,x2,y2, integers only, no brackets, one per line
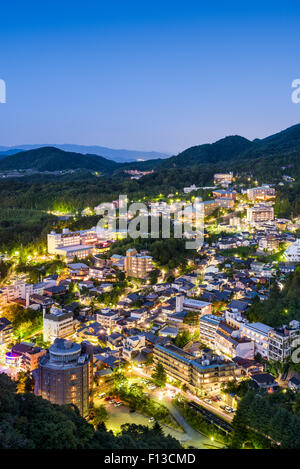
1,123,300,174
0,144,171,163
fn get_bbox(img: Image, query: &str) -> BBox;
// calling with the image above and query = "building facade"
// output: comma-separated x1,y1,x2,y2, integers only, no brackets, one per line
124,248,153,279
153,343,236,394
43,306,75,343
36,339,93,417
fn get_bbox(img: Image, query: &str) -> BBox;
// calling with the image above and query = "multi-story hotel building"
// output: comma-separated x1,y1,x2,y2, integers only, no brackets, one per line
154,344,193,386
284,239,300,262
247,186,275,201
213,173,233,186
214,322,254,359
9,343,47,372
247,204,274,224
190,357,237,394
153,344,236,394
124,248,153,279
36,339,93,417
258,234,279,252
240,322,272,359
0,280,45,306
199,314,221,346
268,323,300,362
47,227,99,261
212,189,237,200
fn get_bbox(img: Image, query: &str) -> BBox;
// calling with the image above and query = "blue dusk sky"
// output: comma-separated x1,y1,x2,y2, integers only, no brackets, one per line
1,0,300,153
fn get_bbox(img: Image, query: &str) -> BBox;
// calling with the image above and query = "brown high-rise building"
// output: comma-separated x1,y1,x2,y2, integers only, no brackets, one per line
36,339,93,417
124,248,153,279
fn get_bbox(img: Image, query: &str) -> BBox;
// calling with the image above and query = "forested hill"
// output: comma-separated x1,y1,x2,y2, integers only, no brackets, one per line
1,123,300,175
0,374,182,449
155,123,300,169
0,146,120,173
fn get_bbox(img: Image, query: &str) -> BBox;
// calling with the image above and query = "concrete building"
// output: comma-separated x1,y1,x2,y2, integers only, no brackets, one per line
268,323,300,362
10,342,46,371
96,310,119,329
176,295,211,316
214,173,233,186
124,248,153,279
122,335,146,361
212,189,237,200
247,204,274,224
47,228,98,260
247,186,275,201
43,306,75,343
215,322,254,359
0,280,45,306
284,239,300,262
215,198,235,209
184,184,200,194
153,344,236,394
0,317,13,348
199,314,222,346
36,339,93,417
241,322,272,359
258,234,279,251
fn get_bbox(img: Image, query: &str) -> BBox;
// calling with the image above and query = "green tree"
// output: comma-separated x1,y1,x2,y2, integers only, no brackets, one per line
151,363,167,388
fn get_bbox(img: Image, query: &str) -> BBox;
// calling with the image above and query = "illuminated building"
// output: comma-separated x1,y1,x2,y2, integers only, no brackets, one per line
36,339,93,417
43,306,75,343
124,248,153,279
153,344,236,394
247,186,275,201
247,204,274,224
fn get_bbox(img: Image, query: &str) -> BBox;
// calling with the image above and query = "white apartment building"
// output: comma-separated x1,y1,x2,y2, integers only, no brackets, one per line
284,239,300,262
241,322,272,358
176,295,211,315
268,322,300,362
184,184,200,194
0,280,46,306
47,228,99,260
122,335,145,361
43,306,75,343
96,310,120,329
199,314,222,346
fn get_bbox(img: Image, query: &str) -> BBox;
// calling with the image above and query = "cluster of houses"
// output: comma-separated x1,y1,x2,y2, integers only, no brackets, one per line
1,172,300,403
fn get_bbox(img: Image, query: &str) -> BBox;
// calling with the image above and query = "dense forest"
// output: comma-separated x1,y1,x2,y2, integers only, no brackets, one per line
230,390,300,449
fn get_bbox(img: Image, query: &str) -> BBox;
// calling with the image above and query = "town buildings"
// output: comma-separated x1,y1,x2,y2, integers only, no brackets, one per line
176,295,211,316
9,343,47,372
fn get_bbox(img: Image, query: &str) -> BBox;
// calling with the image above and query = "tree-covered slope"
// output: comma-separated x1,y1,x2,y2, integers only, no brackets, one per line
128,124,300,171
0,146,120,173
0,374,182,449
